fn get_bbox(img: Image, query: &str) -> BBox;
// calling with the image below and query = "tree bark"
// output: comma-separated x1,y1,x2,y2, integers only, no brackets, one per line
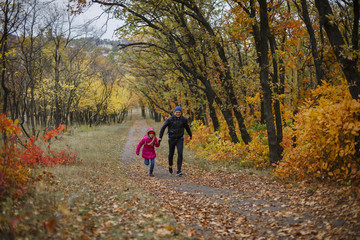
54,38,62,127
294,0,324,86
353,0,359,51
141,105,146,119
315,0,360,100
1,1,10,114
258,0,281,164
207,93,220,131
268,34,283,155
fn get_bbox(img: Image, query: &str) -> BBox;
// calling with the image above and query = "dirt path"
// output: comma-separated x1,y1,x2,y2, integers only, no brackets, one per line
120,119,360,239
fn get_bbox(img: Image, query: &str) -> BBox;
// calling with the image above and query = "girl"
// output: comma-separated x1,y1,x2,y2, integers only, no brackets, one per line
136,128,160,177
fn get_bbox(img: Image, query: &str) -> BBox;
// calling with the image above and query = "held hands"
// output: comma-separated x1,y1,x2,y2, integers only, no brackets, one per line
157,137,191,142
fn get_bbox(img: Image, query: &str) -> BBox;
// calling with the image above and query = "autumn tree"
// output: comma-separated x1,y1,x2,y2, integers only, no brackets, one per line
293,0,324,86
231,0,284,163
70,0,359,167
315,0,359,100
80,0,253,143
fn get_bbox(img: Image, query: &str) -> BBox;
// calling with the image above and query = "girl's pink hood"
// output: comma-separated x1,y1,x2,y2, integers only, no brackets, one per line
147,128,156,137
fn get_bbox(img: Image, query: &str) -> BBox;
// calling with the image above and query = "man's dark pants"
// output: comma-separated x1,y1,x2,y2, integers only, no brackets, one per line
168,138,184,172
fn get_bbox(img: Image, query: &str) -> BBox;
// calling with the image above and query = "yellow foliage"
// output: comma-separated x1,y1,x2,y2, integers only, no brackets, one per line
107,83,134,115
188,120,269,168
275,82,360,192
246,92,261,105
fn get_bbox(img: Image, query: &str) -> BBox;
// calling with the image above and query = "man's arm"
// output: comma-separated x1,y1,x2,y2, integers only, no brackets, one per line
184,119,192,139
159,118,170,139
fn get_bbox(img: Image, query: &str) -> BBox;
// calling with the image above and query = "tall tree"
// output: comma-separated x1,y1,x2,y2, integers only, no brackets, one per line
88,0,252,143
44,4,89,127
293,0,324,86
0,0,24,114
315,0,360,100
173,0,251,144
257,0,282,163
235,0,283,163
18,0,48,135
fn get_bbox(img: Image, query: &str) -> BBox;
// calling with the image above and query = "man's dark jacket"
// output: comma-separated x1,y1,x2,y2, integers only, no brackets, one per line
159,115,192,139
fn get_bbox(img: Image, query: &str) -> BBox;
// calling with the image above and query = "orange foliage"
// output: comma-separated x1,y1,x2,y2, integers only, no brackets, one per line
0,114,26,199
0,114,80,200
275,83,360,198
44,124,66,142
187,120,269,168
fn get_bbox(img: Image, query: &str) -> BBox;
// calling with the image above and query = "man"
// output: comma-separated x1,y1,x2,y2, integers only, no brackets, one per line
159,106,192,175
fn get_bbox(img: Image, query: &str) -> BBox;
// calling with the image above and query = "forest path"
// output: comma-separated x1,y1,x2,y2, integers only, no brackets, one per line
120,118,360,239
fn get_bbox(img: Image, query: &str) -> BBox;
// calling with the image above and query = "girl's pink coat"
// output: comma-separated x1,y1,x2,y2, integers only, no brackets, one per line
136,132,160,159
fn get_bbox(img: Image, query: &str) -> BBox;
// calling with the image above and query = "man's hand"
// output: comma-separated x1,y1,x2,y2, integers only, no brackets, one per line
158,138,162,143
190,136,192,140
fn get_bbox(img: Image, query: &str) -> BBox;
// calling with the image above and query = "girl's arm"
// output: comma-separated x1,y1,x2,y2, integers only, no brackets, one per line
136,138,145,155
154,137,160,147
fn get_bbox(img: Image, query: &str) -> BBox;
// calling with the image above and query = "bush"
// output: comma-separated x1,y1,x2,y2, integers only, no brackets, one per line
0,114,80,200
275,83,360,198
187,119,269,168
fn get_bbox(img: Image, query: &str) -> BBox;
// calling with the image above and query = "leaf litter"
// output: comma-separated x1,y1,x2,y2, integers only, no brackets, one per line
2,119,359,239
121,119,360,239
1,123,187,239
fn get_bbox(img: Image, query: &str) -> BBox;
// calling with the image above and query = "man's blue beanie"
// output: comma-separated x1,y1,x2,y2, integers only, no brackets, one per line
174,106,182,113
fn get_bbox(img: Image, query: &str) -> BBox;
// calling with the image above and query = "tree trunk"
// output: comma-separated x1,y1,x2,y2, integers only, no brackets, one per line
0,12,9,115
207,94,220,131
315,0,360,100
296,0,324,86
269,35,284,156
54,38,62,127
141,105,146,118
155,112,161,122
258,0,281,164
353,0,359,51
30,85,36,135
225,82,251,144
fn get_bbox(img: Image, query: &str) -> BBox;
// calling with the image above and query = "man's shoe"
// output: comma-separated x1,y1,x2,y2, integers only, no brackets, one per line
149,173,154,177
176,171,183,176
169,167,173,174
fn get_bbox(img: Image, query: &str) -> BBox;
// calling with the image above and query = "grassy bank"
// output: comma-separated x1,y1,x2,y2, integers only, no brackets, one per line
1,119,186,239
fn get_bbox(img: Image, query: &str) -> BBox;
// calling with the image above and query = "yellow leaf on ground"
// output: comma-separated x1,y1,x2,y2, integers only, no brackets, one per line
156,228,172,236
59,205,71,215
